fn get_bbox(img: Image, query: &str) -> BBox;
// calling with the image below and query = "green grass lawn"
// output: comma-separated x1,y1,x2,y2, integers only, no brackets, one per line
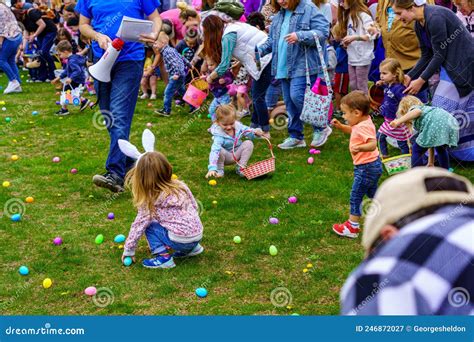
1,72,473,315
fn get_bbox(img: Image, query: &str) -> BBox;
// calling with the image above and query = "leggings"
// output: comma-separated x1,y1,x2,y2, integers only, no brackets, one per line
218,140,254,170
348,65,370,94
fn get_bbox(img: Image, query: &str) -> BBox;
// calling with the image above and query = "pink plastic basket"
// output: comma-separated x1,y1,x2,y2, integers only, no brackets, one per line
232,130,275,180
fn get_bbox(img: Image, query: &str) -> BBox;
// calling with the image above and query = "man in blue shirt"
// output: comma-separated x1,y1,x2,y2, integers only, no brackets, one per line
76,0,162,192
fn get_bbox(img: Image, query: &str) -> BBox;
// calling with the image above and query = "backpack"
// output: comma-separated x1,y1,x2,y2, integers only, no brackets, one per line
213,0,244,20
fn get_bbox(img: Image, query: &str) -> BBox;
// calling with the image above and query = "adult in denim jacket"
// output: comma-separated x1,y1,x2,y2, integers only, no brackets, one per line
259,0,330,150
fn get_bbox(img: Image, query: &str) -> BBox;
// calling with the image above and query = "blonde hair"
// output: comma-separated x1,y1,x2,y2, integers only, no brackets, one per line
397,95,423,131
125,152,186,216
380,58,404,84
215,104,237,123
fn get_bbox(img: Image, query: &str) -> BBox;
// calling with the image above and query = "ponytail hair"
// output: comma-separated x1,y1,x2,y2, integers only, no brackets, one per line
178,2,198,20
380,58,405,84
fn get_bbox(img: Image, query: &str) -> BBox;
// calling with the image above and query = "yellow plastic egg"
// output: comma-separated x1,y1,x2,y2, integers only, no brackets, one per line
11,155,19,161
25,196,34,203
42,278,52,289
2,181,11,187
172,174,178,180
209,179,217,186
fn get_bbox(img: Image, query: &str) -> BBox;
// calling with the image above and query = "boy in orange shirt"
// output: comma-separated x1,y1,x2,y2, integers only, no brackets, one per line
331,91,383,238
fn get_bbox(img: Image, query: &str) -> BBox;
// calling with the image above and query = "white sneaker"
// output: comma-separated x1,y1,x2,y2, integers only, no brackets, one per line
150,94,157,100
3,80,22,94
311,126,332,147
278,137,306,150
140,93,149,100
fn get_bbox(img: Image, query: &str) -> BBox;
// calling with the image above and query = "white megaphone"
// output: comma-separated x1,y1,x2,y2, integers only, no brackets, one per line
88,38,125,83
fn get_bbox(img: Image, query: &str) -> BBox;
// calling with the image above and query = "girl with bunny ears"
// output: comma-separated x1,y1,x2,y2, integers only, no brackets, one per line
119,130,204,269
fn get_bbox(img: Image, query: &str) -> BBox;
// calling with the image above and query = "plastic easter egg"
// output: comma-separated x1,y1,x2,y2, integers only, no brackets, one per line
53,237,62,245
0,101,5,105
288,196,297,204
11,214,21,222
5,117,11,123
70,168,78,174
42,278,52,289
19,266,29,275
107,212,115,220
195,287,208,298
207,114,211,119
114,234,126,243
25,196,34,203
171,174,178,180
3,181,11,187
146,122,152,128
212,200,217,206
2,107,6,111
269,245,278,256
448,168,454,172
147,102,153,107
233,236,241,244
307,157,314,164
84,286,97,296
52,156,60,163
123,257,133,266
95,234,104,244
208,179,217,186
269,217,279,225
11,155,19,161
32,111,38,116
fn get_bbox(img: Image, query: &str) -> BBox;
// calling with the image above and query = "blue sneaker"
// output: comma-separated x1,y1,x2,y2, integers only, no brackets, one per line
142,255,176,269
173,243,204,258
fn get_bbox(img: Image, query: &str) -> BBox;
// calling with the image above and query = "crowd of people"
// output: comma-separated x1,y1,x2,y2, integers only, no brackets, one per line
1,0,473,314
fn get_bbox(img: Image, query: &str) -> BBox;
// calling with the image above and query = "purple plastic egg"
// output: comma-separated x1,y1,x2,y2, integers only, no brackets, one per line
107,212,115,220
269,217,279,225
288,196,297,204
53,237,62,245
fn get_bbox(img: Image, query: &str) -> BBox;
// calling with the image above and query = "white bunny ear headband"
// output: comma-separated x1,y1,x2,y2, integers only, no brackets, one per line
118,129,156,162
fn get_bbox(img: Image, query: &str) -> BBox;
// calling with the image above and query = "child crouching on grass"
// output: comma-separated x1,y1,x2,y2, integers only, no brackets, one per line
206,104,264,179
121,148,204,269
331,91,383,238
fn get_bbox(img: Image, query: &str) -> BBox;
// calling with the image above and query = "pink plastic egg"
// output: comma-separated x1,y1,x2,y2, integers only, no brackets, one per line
53,237,62,245
269,217,279,225
288,196,297,204
84,286,97,296
307,157,314,164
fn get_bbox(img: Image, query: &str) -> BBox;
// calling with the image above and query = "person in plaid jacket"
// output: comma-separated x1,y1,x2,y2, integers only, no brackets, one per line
153,32,192,116
341,168,474,315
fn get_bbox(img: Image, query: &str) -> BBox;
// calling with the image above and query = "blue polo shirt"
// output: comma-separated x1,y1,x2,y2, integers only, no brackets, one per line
75,0,160,62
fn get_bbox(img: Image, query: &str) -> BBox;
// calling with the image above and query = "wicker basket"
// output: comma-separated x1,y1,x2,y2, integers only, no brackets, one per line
382,154,412,176
233,130,275,180
369,84,384,112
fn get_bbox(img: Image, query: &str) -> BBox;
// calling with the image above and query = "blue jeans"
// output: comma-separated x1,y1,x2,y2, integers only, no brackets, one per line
281,75,324,140
209,93,231,121
251,63,272,132
265,78,282,109
350,158,383,216
145,222,200,255
36,32,56,81
377,132,410,156
0,34,22,82
411,134,450,169
97,60,143,180
164,75,186,113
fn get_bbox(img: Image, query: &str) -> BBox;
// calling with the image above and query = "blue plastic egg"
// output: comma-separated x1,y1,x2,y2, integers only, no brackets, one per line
123,257,133,266
19,266,29,275
195,287,208,298
114,234,126,243
11,214,21,222
32,111,38,116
